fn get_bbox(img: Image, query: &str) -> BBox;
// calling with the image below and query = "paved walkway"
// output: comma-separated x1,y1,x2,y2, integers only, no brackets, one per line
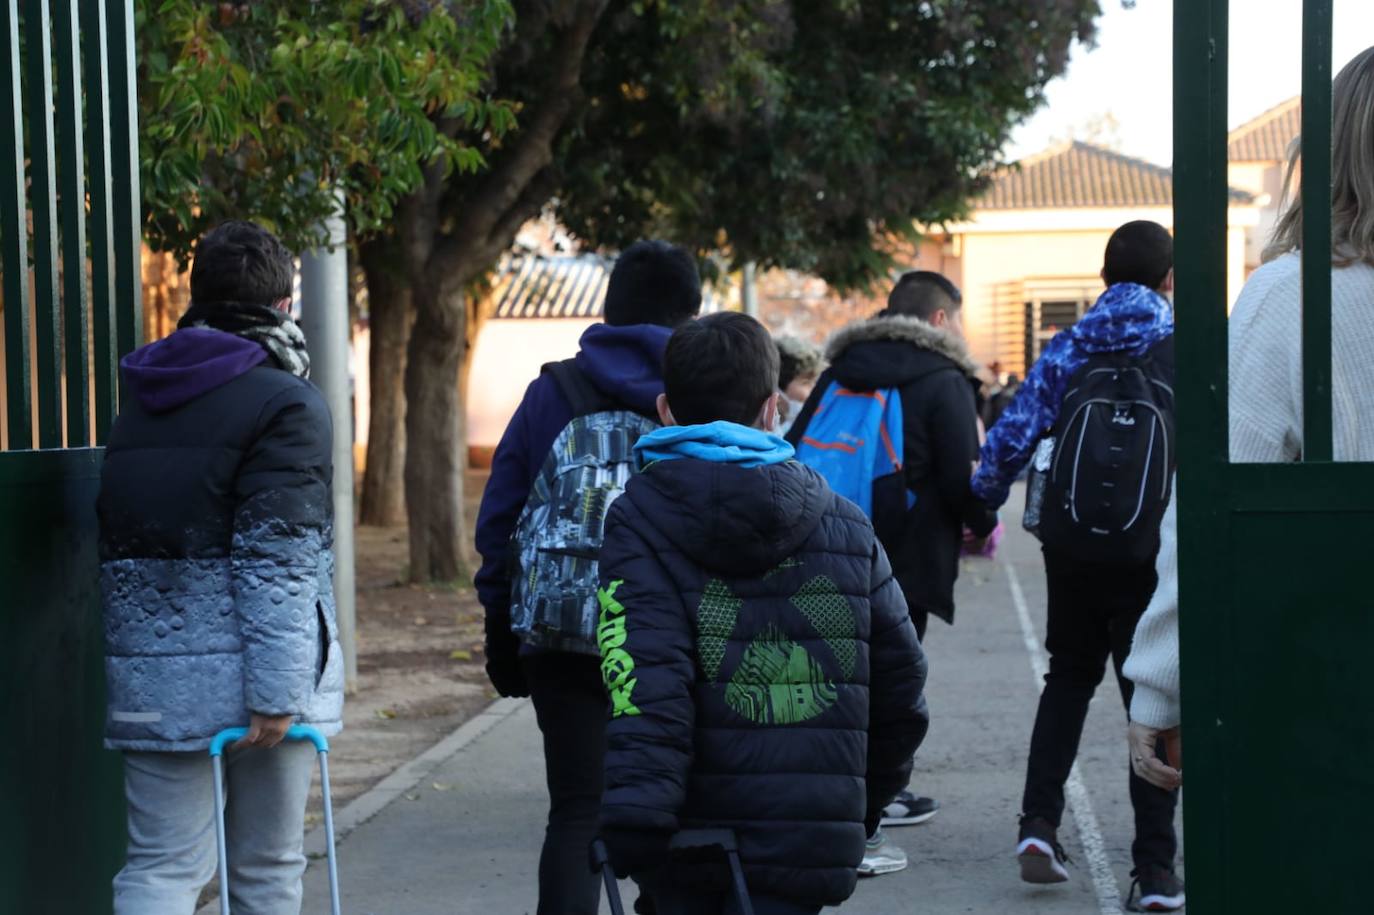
301,511,1180,914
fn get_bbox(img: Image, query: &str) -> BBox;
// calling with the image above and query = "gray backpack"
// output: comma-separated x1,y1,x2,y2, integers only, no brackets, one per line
508,360,659,655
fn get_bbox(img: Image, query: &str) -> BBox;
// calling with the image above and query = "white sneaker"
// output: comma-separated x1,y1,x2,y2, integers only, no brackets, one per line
858,829,908,877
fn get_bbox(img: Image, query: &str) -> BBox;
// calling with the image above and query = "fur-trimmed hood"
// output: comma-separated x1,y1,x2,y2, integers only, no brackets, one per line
826,315,978,375
824,315,978,391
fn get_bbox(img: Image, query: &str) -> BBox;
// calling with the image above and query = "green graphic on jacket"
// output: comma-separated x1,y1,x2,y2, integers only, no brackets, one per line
596,580,641,718
698,573,856,726
723,624,838,724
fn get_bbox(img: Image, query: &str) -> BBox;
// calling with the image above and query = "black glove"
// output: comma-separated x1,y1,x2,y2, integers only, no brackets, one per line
600,828,672,879
484,624,529,698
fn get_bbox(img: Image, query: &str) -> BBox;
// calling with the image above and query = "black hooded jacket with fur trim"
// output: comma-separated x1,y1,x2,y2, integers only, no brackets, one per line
786,316,997,625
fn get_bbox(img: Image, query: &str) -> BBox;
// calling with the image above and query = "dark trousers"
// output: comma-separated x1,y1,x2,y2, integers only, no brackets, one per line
912,607,930,643
1021,549,1179,870
862,603,929,838
524,652,609,915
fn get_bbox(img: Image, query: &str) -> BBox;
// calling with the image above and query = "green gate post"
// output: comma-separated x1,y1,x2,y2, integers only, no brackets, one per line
0,0,141,909
1175,0,1374,909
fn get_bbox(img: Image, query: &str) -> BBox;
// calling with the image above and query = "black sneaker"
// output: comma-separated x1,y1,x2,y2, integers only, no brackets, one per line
1016,815,1070,884
1127,866,1185,912
880,790,940,826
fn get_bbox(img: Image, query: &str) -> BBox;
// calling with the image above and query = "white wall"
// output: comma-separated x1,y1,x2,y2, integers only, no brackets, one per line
467,318,597,449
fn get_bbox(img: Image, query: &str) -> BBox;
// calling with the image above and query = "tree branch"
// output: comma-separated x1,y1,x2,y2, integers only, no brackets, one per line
427,0,608,283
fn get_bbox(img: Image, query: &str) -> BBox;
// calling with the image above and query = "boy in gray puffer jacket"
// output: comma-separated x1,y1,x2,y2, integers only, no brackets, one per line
98,221,341,914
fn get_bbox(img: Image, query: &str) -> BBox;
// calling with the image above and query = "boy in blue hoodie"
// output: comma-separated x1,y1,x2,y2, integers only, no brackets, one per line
596,313,927,914
972,221,1183,909
475,240,702,915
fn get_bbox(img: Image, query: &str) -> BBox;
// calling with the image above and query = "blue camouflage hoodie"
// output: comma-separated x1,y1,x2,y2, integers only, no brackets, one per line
971,283,1174,508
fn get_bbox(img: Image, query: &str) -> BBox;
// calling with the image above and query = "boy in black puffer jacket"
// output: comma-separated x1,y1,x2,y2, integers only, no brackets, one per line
596,313,928,913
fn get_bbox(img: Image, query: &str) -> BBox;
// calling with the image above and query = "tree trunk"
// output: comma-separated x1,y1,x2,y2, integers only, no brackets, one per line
358,239,413,527
403,281,467,583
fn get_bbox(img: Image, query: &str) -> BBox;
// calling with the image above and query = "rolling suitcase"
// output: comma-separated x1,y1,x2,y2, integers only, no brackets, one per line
592,828,755,915
208,725,342,915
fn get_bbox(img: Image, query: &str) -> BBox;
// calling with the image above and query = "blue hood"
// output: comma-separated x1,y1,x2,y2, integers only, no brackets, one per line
1071,283,1174,354
120,328,266,414
636,421,795,468
573,323,673,415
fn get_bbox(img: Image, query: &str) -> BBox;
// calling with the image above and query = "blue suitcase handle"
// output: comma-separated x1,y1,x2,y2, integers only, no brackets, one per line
209,724,330,757
209,724,340,914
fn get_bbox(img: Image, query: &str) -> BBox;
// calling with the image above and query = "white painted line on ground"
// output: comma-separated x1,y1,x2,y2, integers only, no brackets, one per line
1005,559,1124,915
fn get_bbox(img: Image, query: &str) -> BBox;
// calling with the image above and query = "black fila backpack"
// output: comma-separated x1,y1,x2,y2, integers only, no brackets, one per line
1028,337,1175,564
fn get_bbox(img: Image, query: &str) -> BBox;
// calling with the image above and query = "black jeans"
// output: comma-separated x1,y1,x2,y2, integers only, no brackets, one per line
524,652,609,915
861,604,928,838
1021,549,1179,870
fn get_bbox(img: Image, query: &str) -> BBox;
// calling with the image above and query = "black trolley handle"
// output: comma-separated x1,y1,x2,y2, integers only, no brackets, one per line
590,838,626,915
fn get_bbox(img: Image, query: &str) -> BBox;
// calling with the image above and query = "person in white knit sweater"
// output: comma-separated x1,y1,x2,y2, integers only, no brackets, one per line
1124,44,1374,792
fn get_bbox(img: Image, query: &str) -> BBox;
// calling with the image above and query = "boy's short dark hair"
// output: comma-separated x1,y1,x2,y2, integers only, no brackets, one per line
603,240,703,328
883,270,962,321
664,312,779,427
1103,220,1174,289
189,220,294,307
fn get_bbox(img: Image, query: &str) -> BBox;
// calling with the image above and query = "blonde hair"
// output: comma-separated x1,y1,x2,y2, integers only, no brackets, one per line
1264,46,1374,267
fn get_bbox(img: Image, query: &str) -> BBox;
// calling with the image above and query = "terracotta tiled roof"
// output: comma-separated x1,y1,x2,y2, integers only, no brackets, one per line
490,251,723,319
978,141,1252,210
1228,96,1301,163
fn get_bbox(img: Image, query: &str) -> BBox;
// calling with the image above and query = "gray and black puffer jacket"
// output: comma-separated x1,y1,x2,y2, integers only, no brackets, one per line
98,327,343,751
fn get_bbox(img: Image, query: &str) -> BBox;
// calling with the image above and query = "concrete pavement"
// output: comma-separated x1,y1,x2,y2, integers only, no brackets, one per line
302,513,1181,914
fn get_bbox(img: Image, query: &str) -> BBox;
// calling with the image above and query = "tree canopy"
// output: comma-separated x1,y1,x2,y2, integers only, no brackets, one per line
136,0,513,264
134,0,1116,582
557,0,1104,290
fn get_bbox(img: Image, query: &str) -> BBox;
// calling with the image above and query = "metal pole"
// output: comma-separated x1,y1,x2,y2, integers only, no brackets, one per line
742,261,758,317
299,193,358,692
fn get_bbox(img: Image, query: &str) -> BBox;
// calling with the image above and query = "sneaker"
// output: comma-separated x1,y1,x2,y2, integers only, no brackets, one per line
880,790,940,827
857,829,908,877
1016,815,1070,884
1127,866,1185,912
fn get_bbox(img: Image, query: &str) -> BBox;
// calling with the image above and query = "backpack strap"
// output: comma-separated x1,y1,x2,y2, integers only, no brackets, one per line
543,358,653,419
1144,335,1175,375
783,368,834,447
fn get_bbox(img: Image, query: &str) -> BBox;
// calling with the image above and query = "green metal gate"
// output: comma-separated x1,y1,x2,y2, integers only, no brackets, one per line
0,1,142,910
1174,0,1372,909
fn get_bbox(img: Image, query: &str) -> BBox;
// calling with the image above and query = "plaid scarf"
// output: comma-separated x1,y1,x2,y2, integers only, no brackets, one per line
178,301,311,379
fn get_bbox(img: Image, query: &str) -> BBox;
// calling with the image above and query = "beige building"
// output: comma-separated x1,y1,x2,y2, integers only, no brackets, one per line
933,141,1258,376
1226,96,1300,268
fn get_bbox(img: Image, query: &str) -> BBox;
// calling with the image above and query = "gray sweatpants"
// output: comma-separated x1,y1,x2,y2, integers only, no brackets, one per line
113,741,316,915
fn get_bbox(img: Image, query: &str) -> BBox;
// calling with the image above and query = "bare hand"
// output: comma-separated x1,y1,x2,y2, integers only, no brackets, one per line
233,713,294,750
1128,721,1182,790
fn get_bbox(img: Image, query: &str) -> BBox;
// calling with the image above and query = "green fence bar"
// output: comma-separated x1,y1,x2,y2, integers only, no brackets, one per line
1301,0,1334,463
24,0,62,448
1172,0,1230,909
82,0,116,443
0,0,30,450
54,0,88,447
1173,0,1231,469
107,0,141,371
